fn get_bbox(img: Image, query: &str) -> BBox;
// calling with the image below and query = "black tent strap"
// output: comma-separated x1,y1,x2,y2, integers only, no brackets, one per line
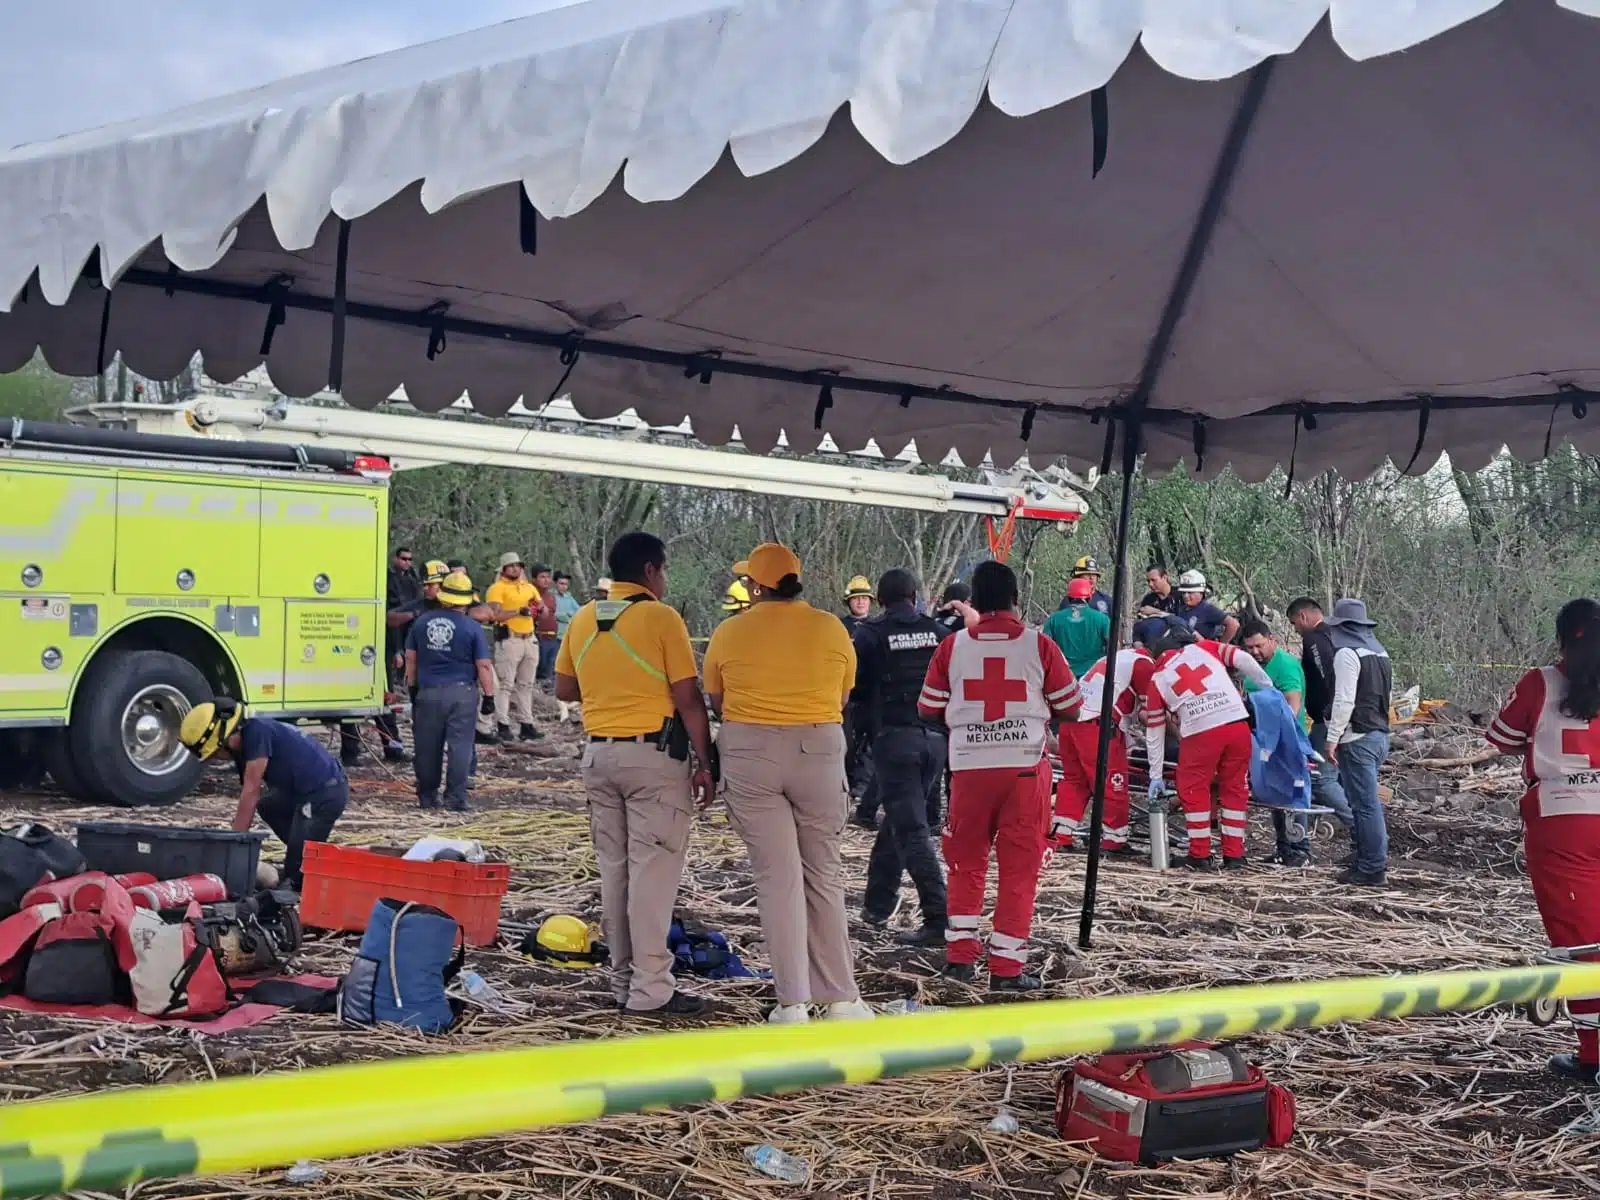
111,266,1600,433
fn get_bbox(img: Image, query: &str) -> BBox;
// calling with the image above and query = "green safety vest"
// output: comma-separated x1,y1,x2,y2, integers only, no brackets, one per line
572,595,666,682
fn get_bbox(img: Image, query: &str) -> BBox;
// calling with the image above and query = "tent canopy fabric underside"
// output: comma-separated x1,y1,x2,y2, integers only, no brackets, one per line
2,0,1599,481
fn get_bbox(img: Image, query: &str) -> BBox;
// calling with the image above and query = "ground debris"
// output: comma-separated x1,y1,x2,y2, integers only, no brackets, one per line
0,714,1584,1199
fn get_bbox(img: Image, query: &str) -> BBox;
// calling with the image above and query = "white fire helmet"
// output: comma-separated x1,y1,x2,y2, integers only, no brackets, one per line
1177,569,1208,594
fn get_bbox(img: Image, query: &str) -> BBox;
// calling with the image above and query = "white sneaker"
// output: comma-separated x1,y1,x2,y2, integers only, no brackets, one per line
767,1003,811,1025
825,998,875,1021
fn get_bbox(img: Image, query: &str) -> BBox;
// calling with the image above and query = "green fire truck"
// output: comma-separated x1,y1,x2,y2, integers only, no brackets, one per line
0,419,391,806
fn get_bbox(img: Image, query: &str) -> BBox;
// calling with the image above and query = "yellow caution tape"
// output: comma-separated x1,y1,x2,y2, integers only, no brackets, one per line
1,963,1595,1198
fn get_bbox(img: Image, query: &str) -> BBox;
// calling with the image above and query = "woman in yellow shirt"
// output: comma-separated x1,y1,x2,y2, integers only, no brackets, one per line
702,543,871,1024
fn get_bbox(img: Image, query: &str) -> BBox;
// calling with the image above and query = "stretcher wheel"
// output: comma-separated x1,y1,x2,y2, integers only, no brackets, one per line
1526,996,1561,1027
1312,817,1336,841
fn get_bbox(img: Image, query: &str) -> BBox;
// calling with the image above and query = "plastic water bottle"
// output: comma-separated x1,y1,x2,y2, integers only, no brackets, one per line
743,1144,810,1185
461,971,503,1007
1148,798,1170,870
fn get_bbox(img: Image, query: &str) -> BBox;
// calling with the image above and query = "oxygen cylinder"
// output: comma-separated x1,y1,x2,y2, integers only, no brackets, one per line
21,872,158,912
1148,797,1170,870
128,874,228,909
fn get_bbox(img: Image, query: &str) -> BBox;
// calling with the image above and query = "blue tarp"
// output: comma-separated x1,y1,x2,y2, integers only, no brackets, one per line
1247,688,1314,811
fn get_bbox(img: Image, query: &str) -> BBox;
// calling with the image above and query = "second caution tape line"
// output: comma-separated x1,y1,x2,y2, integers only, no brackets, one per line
2,963,1596,1199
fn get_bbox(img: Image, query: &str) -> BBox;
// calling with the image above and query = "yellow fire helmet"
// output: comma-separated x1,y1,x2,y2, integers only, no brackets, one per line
439,570,475,607
1073,554,1101,577
523,915,608,969
423,559,449,584
178,698,243,761
722,579,751,612
844,574,873,600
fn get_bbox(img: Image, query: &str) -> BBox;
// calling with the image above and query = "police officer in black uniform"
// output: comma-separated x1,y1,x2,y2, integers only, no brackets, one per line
853,568,953,946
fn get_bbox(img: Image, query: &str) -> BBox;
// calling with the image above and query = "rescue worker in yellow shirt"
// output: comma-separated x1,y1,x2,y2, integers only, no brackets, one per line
555,532,715,1019
485,551,541,743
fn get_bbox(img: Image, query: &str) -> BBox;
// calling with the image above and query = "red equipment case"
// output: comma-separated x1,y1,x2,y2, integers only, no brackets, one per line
1055,1043,1294,1164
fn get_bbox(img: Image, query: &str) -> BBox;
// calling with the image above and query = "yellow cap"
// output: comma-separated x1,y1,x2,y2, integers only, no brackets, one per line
747,543,802,590
845,574,873,599
178,699,242,760
439,570,475,607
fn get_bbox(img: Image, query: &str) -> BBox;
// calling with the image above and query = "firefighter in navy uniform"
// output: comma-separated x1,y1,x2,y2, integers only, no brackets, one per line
853,569,953,945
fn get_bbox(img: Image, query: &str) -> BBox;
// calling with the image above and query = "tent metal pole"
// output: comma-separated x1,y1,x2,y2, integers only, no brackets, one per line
1076,416,1140,948
1075,59,1277,948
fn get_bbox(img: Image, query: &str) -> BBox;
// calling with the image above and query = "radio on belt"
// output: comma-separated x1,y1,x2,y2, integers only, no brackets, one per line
1054,1042,1296,1163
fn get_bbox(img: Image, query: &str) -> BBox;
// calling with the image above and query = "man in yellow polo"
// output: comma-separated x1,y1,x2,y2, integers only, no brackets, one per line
555,531,714,1019
486,551,540,743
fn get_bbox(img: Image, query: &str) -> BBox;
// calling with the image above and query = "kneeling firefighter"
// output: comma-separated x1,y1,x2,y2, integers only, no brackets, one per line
853,568,953,944
179,699,348,890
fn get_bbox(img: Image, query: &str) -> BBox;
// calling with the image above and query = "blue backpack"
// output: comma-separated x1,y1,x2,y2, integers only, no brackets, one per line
339,899,463,1033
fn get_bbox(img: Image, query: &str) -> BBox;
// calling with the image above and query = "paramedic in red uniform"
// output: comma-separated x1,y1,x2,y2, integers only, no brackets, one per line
918,560,1080,992
1487,598,1600,1084
1052,646,1154,854
1142,617,1272,871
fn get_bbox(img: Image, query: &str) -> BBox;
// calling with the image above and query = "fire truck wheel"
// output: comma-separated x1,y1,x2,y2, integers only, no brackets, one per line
70,649,212,807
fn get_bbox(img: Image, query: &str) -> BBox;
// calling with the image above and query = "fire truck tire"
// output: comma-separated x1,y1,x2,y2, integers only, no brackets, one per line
70,649,212,808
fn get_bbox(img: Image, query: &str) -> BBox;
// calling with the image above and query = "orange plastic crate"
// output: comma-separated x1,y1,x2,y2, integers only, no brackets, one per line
299,842,511,947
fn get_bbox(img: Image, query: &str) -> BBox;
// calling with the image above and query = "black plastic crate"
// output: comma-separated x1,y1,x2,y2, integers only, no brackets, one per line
75,822,266,898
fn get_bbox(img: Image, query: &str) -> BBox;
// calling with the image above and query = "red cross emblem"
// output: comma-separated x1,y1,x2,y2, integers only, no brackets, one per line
1172,661,1212,697
1562,719,1600,768
964,656,1029,721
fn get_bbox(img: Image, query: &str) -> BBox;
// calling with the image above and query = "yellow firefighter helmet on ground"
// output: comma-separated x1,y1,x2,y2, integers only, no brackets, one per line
844,574,874,600
179,698,243,760
722,579,751,612
523,915,609,968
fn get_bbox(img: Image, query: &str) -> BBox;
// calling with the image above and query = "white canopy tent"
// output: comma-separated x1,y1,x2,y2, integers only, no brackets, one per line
2,0,1597,941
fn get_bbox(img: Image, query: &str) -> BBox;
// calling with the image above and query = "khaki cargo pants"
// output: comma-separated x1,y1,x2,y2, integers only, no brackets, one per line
720,721,859,1007
494,634,538,728
583,741,694,1011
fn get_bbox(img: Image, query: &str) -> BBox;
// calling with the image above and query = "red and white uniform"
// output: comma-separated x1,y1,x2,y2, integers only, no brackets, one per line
1053,649,1154,850
920,614,1080,977
1143,640,1271,861
1489,665,1600,1064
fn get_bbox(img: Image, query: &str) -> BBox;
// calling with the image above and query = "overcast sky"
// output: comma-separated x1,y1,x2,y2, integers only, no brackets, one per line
0,0,586,149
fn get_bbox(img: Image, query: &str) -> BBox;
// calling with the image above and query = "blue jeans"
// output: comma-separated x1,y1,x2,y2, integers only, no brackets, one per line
1308,720,1353,828
1336,731,1389,874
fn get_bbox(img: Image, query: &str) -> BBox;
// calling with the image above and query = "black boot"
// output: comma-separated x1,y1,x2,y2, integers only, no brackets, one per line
497,724,515,742
519,723,542,742
991,973,1044,994
1181,855,1216,873
941,962,977,983
1550,1053,1600,1084
384,742,412,764
475,728,500,746
625,990,708,1019
1337,866,1387,887
896,924,947,948
1222,855,1250,872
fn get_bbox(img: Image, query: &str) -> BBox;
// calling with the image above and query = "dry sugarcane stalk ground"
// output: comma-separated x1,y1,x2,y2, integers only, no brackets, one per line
4,712,1599,1199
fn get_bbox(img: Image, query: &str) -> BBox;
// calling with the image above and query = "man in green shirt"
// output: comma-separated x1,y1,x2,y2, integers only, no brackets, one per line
1239,620,1309,731
1042,577,1110,680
